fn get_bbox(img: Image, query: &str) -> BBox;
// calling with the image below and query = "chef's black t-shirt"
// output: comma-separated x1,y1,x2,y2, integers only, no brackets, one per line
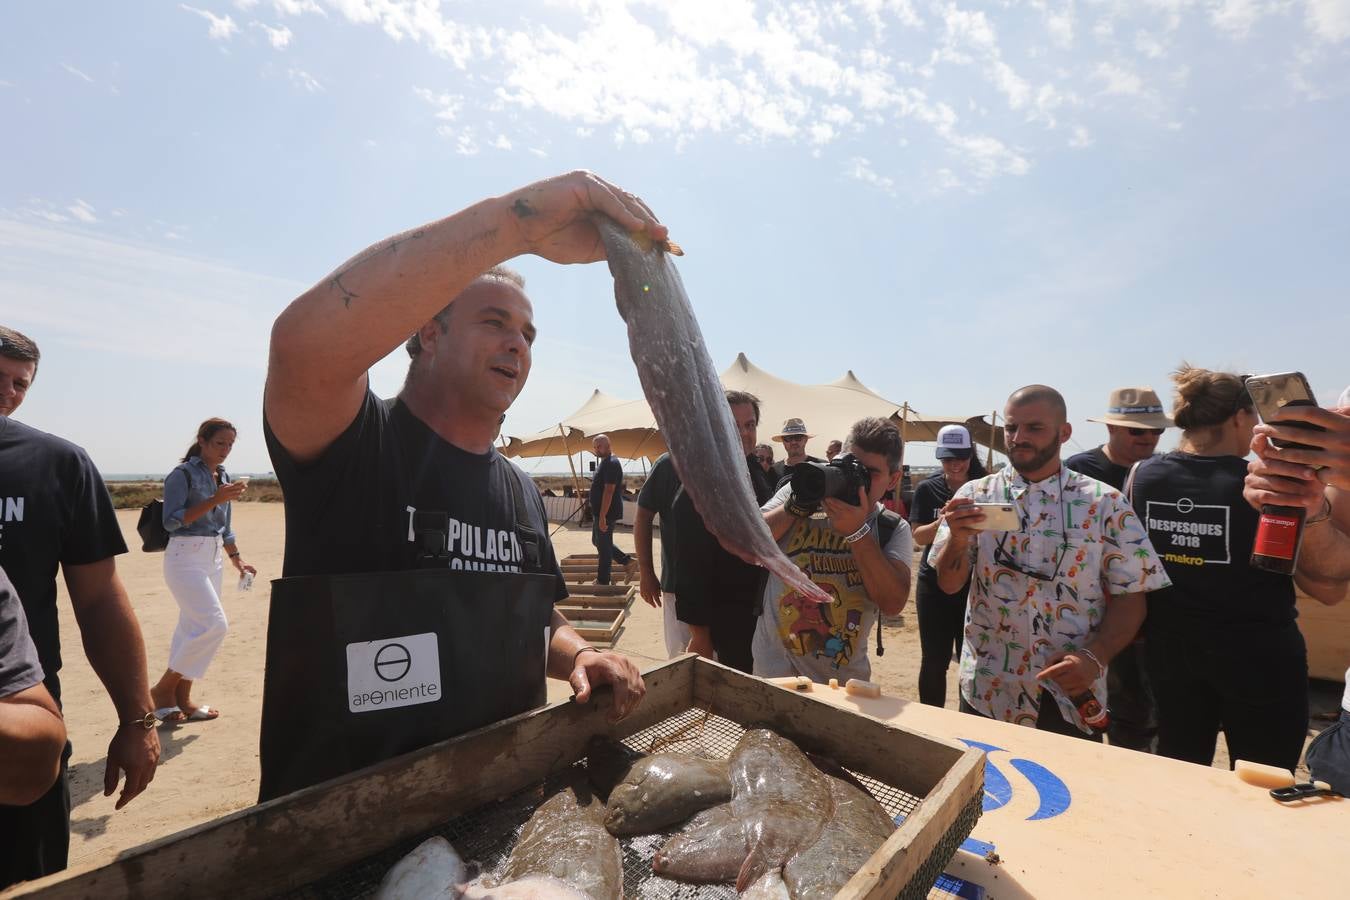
1131,451,1294,630
1065,446,1131,492
264,392,566,601
0,416,128,703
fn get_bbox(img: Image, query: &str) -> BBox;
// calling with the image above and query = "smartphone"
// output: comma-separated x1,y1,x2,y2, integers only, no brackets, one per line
1245,372,1324,452
970,503,1019,532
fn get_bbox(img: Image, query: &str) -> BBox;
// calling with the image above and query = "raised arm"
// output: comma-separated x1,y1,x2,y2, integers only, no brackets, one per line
265,171,667,463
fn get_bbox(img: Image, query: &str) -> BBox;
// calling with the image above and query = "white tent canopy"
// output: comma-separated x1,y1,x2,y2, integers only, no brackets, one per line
501,353,1003,463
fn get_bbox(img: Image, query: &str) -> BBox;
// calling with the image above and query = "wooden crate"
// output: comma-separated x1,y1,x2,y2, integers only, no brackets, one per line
5,657,984,900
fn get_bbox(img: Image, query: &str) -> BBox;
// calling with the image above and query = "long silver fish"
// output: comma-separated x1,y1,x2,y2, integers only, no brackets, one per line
596,218,830,605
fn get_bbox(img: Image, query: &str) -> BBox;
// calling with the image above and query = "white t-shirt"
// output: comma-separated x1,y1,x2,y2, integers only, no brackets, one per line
752,484,913,683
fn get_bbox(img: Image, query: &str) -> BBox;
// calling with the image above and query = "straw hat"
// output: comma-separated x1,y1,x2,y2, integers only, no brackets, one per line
1087,387,1174,429
772,418,814,442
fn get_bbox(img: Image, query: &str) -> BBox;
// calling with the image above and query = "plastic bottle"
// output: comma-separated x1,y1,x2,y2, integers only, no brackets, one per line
238,571,255,592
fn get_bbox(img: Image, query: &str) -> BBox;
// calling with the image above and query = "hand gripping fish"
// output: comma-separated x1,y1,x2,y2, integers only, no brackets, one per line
595,217,830,606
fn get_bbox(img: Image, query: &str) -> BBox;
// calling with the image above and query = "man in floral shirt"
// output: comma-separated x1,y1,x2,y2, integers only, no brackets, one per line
931,385,1170,739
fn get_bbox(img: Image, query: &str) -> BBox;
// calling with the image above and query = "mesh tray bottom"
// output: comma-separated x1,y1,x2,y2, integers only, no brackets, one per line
285,708,973,899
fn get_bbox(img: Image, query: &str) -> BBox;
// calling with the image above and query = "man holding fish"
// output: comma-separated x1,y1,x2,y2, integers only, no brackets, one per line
265,172,658,752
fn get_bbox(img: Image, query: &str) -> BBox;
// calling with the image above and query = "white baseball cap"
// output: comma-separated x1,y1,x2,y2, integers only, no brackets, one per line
935,424,973,460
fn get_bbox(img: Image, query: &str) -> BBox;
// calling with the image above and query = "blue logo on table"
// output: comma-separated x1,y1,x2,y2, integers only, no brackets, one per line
960,738,1071,820
894,738,1072,860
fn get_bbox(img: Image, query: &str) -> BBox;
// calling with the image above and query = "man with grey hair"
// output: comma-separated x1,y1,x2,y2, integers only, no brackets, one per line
263,172,654,793
589,433,635,585
932,385,1169,739
753,417,913,683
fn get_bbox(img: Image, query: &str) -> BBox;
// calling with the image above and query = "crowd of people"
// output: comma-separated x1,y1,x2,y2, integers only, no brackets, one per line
1,171,1348,889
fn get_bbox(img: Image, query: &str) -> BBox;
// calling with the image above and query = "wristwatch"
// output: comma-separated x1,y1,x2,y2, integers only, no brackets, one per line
122,712,157,730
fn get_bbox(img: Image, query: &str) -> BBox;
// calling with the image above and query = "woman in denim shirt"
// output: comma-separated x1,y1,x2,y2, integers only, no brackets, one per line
149,418,255,723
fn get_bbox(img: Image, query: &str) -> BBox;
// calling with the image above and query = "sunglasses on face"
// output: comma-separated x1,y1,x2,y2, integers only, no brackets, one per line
782,436,806,443
1125,427,1164,437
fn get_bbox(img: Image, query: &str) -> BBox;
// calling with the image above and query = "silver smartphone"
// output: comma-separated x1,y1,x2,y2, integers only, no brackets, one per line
1245,371,1323,453
970,503,1019,532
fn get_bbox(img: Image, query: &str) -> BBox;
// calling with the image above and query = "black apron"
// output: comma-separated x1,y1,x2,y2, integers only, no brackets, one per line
258,460,557,802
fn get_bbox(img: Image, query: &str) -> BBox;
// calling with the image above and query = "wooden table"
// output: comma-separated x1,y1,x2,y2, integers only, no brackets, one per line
800,683,1343,899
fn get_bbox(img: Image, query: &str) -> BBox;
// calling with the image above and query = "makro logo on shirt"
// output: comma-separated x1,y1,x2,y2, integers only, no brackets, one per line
345,632,442,713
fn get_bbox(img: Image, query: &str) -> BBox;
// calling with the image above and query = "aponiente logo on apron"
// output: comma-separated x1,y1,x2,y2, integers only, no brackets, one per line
345,632,442,713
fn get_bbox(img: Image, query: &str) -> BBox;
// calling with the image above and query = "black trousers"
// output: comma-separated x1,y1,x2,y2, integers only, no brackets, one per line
0,743,71,889
590,522,631,585
1146,621,1308,772
916,577,967,707
1106,641,1157,752
961,691,1103,743
675,587,759,675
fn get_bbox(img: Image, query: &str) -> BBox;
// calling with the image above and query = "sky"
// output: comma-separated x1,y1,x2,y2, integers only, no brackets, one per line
3,0,1348,476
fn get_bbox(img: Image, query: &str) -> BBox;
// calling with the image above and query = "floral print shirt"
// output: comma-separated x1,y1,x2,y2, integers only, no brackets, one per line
930,466,1170,732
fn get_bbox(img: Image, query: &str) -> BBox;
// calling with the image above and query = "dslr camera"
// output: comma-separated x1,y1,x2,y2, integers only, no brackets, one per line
790,453,871,510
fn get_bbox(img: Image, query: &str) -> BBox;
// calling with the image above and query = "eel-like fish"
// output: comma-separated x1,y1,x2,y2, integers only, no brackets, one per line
596,217,830,606
604,753,732,836
492,782,624,900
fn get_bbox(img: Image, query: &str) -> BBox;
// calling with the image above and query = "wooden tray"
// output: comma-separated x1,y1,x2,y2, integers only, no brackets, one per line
5,657,984,900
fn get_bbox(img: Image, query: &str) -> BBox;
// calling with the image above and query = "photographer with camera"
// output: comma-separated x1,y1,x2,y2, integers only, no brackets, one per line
930,385,1170,739
752,418,913,683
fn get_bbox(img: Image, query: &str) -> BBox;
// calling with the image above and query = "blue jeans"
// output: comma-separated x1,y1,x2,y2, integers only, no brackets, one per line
591,521,631,584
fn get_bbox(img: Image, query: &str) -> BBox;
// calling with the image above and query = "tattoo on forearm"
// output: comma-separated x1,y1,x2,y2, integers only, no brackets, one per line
331,273,359,309
327,230,425,309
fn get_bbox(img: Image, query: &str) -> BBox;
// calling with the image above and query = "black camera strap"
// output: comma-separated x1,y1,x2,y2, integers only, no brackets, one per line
874,508,903,658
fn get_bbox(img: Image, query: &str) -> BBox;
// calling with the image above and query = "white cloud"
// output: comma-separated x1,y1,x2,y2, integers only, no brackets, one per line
414,86,462,121
180,4,239,41
253,21,293,48
492,134,513,150
270,0,324,15
67,200,98,224
234,0,261,9
1210,0,1271,38
846,156,897,194
61,63,95,83
1135,29,1166,58
1094,61,1144,96
288,67,322,92
179,2,1343,193
1306,0,1350,42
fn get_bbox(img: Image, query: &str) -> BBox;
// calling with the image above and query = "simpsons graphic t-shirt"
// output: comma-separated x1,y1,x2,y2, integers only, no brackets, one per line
752,484,912,683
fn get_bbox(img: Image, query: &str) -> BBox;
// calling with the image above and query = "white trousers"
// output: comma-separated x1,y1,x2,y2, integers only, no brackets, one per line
662,591,695,659
163,536,228,680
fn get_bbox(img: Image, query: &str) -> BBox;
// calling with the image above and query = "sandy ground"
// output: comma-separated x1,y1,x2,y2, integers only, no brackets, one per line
50,505,1341,873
